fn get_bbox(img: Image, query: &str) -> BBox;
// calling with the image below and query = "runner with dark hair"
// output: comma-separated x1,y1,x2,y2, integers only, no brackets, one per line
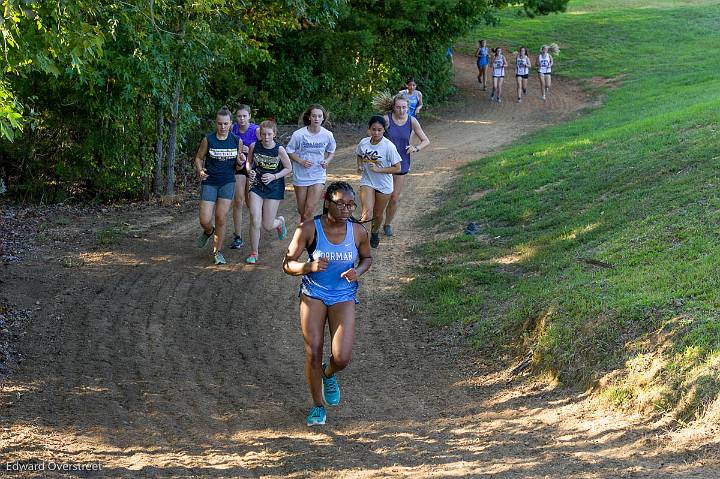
283,181,373,426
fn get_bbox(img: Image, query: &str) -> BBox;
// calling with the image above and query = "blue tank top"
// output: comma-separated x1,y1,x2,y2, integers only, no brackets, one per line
204,133,239,186
404,90,419,117
385,114,412,174
301,218,358,301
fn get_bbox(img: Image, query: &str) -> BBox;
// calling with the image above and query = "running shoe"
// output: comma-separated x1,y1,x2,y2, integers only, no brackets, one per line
370,232,380,248
197,227,214,249
497,97,502,103
306,405,326,426
517,97,522,103
245,252,258,264
383,224,394,237
321,362,340,406
213,251,226,265
230,235,243,249
276,216,287,241
541,95,546,101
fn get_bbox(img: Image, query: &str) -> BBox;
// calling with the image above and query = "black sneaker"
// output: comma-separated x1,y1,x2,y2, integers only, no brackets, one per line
370,232,380,248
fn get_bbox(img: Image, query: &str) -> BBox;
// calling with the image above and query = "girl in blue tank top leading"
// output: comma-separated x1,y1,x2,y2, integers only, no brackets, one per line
194,106,244,265
245,119,293,265
283,182,373,427
475,39,490,91
398,78,423,117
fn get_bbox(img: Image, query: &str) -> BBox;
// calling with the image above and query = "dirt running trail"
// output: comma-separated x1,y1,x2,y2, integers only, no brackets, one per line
1,55,716,478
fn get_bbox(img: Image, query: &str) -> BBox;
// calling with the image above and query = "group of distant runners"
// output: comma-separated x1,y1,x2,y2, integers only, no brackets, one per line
475,40,555,103
193,86,430,426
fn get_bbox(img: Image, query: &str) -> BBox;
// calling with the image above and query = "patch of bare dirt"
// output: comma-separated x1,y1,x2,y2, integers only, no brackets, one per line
0,54,717,478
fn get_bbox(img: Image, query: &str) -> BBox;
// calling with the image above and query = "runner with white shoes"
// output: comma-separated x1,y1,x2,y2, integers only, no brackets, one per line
538,45,554,100
491,47,508,103
283,181,373,426
515,47,531,103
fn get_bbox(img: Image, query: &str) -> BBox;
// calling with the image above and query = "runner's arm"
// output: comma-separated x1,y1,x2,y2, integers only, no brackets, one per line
194,137,209,180
274,146,293,180
410,117,430,153
283,222,327,276
415,91,424,115
353,223,373,277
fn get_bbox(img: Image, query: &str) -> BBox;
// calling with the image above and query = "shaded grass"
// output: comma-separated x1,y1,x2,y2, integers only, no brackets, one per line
412,0,720,422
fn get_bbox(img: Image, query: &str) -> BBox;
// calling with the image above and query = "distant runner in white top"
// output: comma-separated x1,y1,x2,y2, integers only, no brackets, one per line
356,115,402,249
515,46,531,103
490,47,508,103
537,45,554,101
286,104,337,223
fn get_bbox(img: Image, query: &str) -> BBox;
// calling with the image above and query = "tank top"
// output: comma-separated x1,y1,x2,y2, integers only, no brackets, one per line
516,55,529,76
251,142,282,176
478,47,489,63
301,218,358,300
403,90,420,117
385,114,413,174
204,133,239,186
539,53,552,74
492,55,506,77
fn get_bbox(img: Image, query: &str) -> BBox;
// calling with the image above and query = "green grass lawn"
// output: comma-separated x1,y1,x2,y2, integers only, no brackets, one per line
412,0,720,423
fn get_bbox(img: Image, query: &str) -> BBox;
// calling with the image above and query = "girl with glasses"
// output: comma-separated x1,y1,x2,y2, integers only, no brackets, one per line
283,182,373,426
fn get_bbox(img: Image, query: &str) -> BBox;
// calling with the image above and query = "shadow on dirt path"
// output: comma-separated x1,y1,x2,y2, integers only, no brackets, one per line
1,54,717,478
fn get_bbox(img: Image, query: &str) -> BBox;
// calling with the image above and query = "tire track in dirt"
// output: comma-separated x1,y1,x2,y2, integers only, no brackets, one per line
1,53,717,478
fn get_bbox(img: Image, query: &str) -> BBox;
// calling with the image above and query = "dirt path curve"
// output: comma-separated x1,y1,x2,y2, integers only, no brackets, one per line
1,54,716,478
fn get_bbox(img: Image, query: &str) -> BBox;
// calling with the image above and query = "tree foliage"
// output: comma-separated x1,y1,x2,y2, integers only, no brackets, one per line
0,0,567,201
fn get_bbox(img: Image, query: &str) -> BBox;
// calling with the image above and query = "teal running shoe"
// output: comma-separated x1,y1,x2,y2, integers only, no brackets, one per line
322,362,340,406
276,216,287,241
213,251,226,265
197,227,214,249
306,405,326,426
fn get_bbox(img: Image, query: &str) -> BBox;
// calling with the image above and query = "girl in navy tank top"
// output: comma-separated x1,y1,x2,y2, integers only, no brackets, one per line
380,93,430,241
283,182,373,426
245,120,292,265
193,106,244,265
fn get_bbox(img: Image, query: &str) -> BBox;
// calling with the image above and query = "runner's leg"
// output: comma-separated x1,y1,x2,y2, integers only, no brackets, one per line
372,190,391,234
302,184,325,223
325,300,356,377
294,185,308,222
261,199,282,231
301,295,328,406
213,198,232,253
199,200,215,234
248,191,263,254
232,175,247,240
384,175,406,228
359,186,376,223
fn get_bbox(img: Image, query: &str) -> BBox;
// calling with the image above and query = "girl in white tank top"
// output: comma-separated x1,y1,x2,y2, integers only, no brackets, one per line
537,45,554,100
515,47,531,103
490,47,508,103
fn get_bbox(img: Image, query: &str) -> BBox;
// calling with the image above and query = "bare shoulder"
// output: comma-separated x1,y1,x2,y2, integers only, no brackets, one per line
352,222,369,242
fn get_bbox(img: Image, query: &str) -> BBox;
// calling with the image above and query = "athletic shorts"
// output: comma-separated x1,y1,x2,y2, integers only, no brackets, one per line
492,75,504,78
250,178,285,200
200,181,235,202
478,60,488,68
299,290,359,306
516,74,529,79
539,72,551,76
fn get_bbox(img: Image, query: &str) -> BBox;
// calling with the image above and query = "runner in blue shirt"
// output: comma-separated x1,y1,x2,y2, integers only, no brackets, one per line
283,182,373,426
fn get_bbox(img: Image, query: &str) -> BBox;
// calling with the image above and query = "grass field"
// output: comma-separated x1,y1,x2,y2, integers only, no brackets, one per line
411,0,720,423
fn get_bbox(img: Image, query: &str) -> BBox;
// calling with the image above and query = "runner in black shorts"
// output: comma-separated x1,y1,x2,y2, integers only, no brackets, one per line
245,120,292,264
515,47,531,103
